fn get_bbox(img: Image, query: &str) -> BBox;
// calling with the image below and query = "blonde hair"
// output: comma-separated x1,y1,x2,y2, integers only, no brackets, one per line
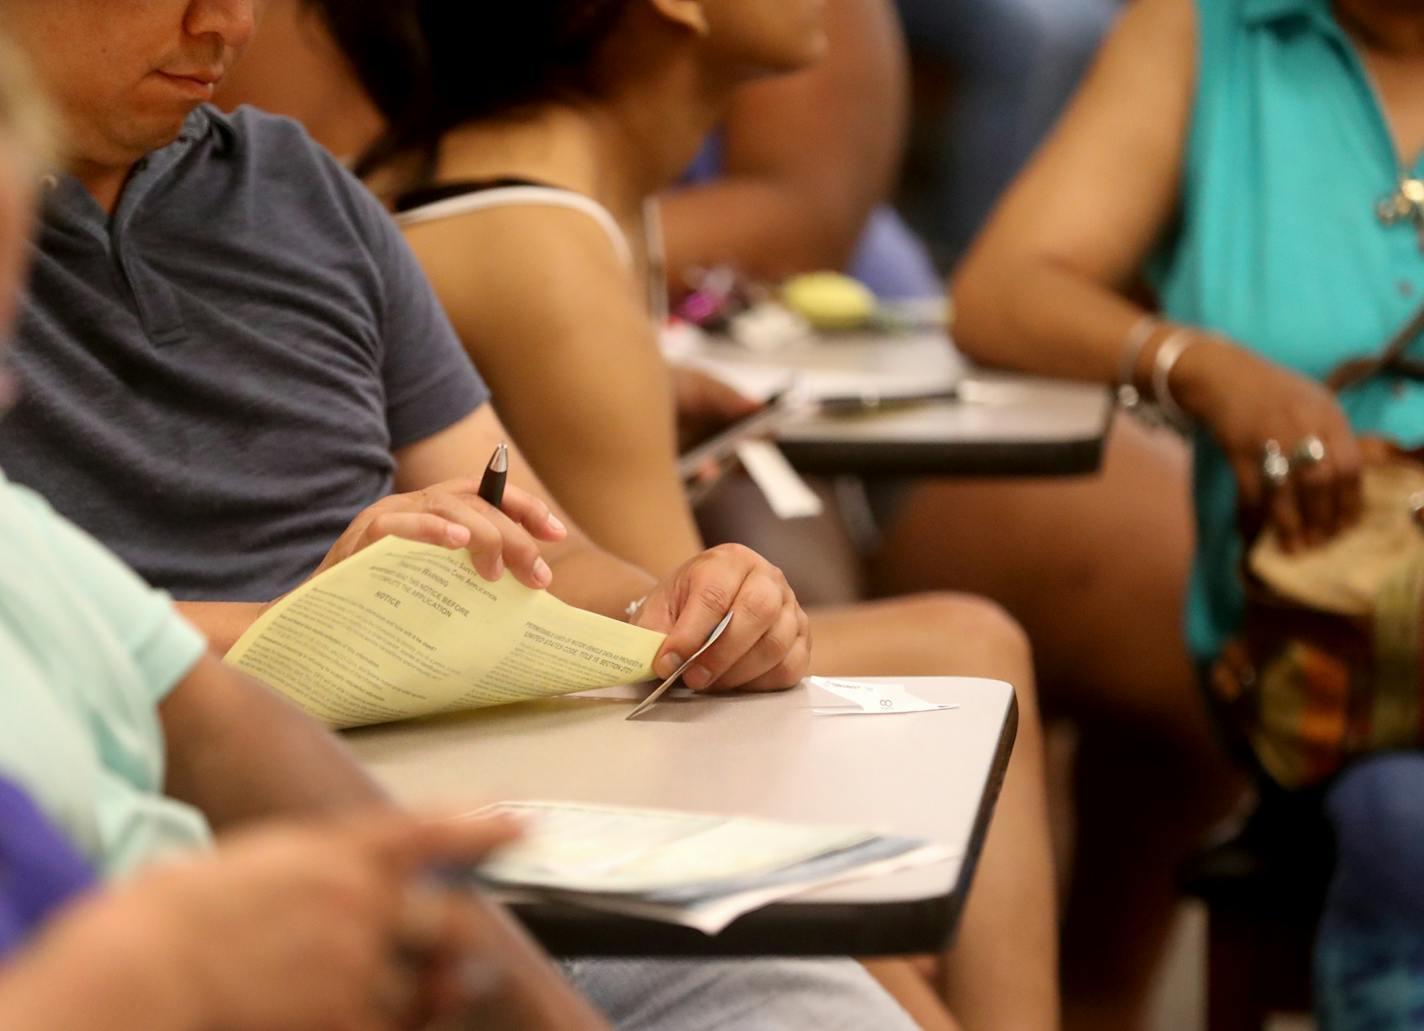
0,29,54,170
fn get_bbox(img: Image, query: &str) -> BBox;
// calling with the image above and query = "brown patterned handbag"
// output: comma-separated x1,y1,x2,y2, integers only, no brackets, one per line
1207,305,1424,789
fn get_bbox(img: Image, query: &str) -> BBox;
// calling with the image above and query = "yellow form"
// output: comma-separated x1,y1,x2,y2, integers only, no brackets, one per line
225,537,665,728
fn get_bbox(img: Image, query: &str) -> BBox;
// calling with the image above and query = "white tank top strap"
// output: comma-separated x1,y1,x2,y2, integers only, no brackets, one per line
395,185,634,269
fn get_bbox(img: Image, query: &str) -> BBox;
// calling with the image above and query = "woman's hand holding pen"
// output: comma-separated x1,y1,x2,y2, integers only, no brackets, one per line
310,477,568,588
632,544,811,693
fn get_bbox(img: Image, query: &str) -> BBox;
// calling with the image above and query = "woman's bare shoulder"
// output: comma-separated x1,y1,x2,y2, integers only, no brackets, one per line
403,202,638,344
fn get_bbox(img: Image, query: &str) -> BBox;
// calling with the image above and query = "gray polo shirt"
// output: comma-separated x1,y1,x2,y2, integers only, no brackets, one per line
0,106,488,601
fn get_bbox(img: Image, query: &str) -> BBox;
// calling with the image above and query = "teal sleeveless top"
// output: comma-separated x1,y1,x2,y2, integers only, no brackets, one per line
1155,0,1424,663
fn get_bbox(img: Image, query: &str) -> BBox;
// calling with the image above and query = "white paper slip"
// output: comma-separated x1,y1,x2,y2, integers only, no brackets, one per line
734,440,824,520
627,610,734,719
808,677,960,716
470,801,876,893
459,800,955,935
499,842,954,936
677,333,965,404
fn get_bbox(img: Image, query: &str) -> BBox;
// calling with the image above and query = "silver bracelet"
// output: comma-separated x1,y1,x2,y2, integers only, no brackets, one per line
1151,330,1198,428
1115,315,1160,409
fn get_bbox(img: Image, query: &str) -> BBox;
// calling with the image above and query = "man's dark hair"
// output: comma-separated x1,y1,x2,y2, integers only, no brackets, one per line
306,0,632,188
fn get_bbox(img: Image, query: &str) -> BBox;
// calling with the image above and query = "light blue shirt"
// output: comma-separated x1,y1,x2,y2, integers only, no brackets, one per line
0,472,210,876
1155,0,1424,662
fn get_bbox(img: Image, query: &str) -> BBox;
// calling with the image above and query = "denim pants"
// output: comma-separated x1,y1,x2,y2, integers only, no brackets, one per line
1317,753,1424,1029
560,957,920,1030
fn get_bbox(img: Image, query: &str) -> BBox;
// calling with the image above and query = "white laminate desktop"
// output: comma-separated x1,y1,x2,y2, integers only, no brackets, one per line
680,332,1113,476
345,676,1017,954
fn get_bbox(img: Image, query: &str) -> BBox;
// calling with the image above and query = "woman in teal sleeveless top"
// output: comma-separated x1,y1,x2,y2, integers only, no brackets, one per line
954,0,1424,1024
1163,0,1424,665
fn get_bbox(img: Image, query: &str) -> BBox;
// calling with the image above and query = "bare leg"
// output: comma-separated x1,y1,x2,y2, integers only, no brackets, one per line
867,418,1244,1031
863,959,964,1031
812,595,1059,1031
697,474,865,607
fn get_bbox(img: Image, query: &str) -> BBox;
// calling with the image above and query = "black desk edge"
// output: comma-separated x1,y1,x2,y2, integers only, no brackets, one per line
779,400,1115,479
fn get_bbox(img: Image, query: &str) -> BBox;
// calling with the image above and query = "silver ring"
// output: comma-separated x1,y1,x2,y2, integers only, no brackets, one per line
1260,439,1291,488
1292,434,1327,468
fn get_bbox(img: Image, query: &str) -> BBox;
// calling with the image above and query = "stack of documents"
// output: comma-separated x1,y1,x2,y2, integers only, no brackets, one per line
465,801,952,934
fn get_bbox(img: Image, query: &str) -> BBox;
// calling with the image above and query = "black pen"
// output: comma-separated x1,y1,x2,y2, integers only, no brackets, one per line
478,442,508,508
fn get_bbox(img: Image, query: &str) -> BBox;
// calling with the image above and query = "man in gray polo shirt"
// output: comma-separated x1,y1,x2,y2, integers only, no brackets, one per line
0,11,810,699
0,2,917,1028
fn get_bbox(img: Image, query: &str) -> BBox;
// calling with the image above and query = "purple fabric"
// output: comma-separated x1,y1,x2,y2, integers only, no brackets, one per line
0,777,95,958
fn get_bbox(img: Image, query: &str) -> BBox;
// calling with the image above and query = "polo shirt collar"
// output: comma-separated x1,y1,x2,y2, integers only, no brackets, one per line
43,105,237,235
118,105,236,212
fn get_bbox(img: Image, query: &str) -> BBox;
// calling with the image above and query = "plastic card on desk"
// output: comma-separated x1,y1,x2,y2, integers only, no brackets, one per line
809,676,960,716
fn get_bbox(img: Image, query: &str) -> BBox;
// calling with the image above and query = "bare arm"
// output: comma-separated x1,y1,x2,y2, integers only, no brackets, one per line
950,0,1196,382
401,207,810,691
0,813,608,1031
660,0,908,284
0,934,192,1031
170,386,802,692
953,0,1366,549
390,405,660,619
405,206,705,579
173,602,267,654
160,652,386,830
170,400,641,650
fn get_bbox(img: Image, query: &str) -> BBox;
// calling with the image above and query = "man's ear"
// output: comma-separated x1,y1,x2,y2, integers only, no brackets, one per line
644,0,710,36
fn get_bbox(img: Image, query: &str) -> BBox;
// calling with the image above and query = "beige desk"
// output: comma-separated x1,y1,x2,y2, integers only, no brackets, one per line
683,332,1114,477
345,677,1017,956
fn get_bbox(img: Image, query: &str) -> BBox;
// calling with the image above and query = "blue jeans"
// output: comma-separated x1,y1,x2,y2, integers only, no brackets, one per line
1318,753,1424,1029
560,957,919,1030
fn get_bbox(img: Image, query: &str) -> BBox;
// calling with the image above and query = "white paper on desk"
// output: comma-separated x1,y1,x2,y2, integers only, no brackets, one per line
671,334,965,405
471,801,875,893
504,842,954,935
808,677,959,716
735,440,824,519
